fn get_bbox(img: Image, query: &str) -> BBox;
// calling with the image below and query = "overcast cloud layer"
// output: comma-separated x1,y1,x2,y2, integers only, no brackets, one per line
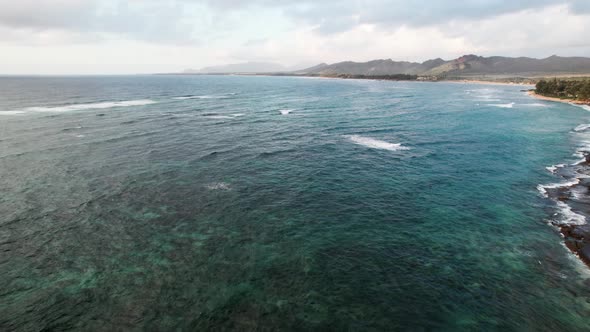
0,0,589,74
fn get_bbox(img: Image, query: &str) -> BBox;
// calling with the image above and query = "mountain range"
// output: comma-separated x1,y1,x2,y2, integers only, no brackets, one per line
295,55,590,77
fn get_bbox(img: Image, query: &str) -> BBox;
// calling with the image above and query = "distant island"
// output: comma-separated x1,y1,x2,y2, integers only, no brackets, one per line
171,54,590,85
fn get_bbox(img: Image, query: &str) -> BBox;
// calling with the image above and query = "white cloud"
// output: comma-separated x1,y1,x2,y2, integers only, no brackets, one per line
0,1,588,74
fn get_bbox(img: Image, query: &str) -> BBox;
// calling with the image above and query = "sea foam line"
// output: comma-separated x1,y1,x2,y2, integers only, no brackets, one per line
553,201,587,226
173,94,232,100
488,102,515,108
0,111,26,115
347,135,409,151
537,179,580,198
575,124,590,132
20,100,157,113
546,164,566,173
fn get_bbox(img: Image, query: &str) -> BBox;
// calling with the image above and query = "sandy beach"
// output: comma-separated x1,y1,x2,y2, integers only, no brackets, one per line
446,80,535,87
527,90,590,106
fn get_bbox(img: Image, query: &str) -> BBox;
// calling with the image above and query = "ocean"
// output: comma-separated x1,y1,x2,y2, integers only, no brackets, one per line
1,75,589,330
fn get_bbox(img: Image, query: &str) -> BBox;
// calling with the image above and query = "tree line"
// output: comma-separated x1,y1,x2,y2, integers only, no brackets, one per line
536,79,590,101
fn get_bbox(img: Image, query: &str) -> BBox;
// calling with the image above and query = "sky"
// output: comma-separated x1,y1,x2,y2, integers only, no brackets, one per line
0,0,589,74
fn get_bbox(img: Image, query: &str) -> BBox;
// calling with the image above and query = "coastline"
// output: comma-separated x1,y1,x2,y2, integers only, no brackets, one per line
527,90,590,106
533,87,590,268
444,80,534,87
162,73,537,87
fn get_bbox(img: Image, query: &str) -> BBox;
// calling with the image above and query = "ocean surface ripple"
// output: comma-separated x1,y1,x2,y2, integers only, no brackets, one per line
1,76,590,331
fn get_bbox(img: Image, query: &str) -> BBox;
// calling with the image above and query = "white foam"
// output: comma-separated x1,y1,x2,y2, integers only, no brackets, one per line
522,103,548,107
572,104,590,112
347,135,409,151
488,102,515,108
546,164,566,173
206,115,234,119
279,109,294,115
173,95,229,100
575,124,590,132
22,100,156,113
537,179,580,198
553,201,587,225
0,111,26,115
206,182,231,190
205,113,244,120
573,157,587,166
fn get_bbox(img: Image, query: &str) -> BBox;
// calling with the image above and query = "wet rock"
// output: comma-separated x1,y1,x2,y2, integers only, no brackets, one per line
580,245,590,264
571,224,590,239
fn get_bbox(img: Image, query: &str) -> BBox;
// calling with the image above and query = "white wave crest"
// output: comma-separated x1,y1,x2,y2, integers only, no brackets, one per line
205,113,244,120
173,95,229,100
488,102,515,108
279,109,294,115
22,100,156,113
553,201,587,225
575,124,590,132
206,115,234,119
347,135,409,151
206,182,231,190
0,110,26,115
537,179,580,198
522,103,548,107
546,164,566,173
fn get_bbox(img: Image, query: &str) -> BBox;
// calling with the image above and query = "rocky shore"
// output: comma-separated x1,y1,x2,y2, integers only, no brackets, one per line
544,154,590,267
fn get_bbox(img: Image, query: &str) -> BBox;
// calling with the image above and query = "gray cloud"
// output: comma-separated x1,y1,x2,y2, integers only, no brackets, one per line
0,0,586,43
204,0,587,33
0,0,199,44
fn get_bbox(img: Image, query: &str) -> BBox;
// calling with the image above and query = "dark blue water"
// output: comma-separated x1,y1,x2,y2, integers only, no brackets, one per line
1,76,589,331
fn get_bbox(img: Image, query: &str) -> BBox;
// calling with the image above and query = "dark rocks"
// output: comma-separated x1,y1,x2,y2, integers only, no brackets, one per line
580,245,590,264
559,223,590,266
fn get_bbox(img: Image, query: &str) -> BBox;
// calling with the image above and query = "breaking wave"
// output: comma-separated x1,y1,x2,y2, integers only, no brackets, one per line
18,100,157,113
488,102,515,108
346,135,409,151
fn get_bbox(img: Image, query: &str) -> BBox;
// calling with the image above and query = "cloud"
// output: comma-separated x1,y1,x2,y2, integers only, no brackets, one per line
201,0,589,34
0,0,589,74
0,0,200,44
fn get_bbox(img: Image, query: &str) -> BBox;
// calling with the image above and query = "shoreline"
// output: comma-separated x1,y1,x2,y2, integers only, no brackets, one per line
530,87,590,269
160,73,537,87
527,90,590,106
443,80,534,87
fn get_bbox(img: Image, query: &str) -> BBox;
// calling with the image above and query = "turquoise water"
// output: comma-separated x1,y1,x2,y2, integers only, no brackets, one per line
1,76,590,330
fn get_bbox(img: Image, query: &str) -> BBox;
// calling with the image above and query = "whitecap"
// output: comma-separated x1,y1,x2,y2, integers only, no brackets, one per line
22,100,156,113
206,115,234,119
575,124,590,132
553,201,587,225
347,135,409,151
0,111,26,115
488,102,515,108
546,164,566,173
205,113,244,120
522,103,548,107
206,182,231,190
537,179,580,198
173,95,230,100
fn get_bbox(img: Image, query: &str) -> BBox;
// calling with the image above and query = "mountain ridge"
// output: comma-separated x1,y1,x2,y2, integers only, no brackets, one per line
295,55,590,77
